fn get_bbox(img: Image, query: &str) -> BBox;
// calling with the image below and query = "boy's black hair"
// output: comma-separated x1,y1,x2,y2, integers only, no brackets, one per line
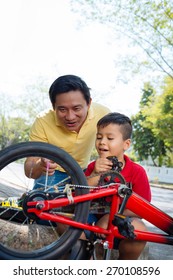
97,112,132,140
49,74,91,107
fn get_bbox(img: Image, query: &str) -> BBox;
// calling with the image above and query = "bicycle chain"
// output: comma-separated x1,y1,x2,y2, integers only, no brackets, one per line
67,170,124,190
35,170,121,192
34,170,124,194
66,170,126,211
28,170,125,212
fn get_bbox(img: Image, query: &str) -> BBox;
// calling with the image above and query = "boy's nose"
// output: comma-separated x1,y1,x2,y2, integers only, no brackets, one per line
100,138,106,144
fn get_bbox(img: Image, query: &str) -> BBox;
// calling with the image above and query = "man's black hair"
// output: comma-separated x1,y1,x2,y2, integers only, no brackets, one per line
49,75,91,107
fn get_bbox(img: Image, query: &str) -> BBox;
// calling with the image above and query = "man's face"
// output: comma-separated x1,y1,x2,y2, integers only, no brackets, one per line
54,90,91,133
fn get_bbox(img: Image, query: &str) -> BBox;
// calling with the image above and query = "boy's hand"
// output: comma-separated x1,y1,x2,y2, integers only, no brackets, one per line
87,158,113,187
94,158,113,173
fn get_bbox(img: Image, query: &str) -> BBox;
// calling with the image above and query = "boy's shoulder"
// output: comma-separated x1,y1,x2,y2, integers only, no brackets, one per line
123,155,148,183
124,155,145,172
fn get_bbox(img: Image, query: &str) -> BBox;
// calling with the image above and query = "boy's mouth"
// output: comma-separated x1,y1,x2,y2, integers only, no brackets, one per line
99,148,109,152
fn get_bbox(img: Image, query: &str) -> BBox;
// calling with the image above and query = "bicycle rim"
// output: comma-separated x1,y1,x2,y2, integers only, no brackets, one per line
0,142,90,259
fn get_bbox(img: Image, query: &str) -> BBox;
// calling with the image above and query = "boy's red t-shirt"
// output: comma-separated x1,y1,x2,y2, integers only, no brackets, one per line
85,154,151,202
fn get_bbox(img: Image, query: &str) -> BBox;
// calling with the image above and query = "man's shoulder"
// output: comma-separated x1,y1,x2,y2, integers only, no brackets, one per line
92,102,110,111
36,108,54,119
91,102,111,115
32,109,56,128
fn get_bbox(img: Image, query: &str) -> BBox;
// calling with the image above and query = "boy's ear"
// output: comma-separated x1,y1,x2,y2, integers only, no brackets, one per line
124,139,131,151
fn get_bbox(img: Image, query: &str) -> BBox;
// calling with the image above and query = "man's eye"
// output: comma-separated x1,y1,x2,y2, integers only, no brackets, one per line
108,138,114,140
58,108,66,112
74,107,81,111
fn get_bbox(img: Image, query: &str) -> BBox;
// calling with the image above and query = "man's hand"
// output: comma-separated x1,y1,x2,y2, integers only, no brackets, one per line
24,157,58,179
40,158,58,176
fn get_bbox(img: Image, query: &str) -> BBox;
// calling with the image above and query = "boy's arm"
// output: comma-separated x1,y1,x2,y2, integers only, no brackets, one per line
86,173,100,186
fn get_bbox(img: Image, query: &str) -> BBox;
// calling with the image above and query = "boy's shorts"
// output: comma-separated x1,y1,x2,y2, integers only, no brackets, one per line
85,213,121,249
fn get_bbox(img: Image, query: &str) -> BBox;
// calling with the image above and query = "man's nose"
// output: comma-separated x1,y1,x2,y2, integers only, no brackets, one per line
65,110,75,120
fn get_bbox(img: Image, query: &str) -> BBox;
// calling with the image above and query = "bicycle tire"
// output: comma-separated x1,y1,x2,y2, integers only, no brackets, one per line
0,141,90,259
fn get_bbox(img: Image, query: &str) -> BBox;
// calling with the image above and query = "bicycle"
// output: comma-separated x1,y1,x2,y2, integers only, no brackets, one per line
0,141,172,260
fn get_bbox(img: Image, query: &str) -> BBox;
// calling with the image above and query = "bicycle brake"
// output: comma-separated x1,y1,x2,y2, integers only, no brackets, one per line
112,214,136,239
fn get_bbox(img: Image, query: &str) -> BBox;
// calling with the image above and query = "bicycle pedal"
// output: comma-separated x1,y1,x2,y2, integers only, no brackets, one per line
112,214,136,239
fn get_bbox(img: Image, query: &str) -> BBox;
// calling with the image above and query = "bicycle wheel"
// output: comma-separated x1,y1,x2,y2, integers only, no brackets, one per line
0,141,90,259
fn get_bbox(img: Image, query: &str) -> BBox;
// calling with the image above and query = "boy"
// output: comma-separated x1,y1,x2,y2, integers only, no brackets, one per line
85,112,151,260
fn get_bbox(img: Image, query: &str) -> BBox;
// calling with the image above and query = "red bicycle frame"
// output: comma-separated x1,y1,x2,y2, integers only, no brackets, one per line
27,183,173,249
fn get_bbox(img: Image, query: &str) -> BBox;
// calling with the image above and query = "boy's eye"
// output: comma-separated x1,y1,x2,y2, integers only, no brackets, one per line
108,138,114,140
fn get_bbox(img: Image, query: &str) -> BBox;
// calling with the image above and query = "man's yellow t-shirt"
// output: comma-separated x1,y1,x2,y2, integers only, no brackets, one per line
29,102,110,170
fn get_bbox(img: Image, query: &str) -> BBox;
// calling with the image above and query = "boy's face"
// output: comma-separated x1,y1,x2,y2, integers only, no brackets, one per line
95,123,131,160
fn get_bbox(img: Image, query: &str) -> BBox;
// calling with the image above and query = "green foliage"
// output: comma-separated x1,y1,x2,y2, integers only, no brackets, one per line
90,147,98,161
0,116,30,149
0,76,50,149
144,77,173,150
71,0,173,78
132,113,166,166
132,80,173,166
15,77,50,125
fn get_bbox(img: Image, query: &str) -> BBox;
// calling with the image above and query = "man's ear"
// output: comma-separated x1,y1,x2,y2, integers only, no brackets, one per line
124,139,131,151
52,103,55,110
88,98,92,108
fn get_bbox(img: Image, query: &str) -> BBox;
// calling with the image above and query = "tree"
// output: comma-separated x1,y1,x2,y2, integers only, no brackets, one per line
0,93,27,149
0,116,30,149
71,0,173,79
144,77,173,164
0,76,50,149
15,76,50,125
131,83,167,166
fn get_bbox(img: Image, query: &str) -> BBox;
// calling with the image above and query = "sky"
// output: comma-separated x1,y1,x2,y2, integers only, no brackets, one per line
0,0,146,116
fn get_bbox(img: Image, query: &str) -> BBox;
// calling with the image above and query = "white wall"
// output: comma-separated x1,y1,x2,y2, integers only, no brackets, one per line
143,165,173,184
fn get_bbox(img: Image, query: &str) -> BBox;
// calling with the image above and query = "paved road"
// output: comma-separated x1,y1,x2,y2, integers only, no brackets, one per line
147,186,173,260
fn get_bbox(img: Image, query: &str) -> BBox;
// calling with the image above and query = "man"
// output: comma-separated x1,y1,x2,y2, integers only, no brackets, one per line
24,74,110,187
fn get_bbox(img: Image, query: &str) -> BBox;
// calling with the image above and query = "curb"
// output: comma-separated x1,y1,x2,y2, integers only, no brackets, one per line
150,183,173,190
